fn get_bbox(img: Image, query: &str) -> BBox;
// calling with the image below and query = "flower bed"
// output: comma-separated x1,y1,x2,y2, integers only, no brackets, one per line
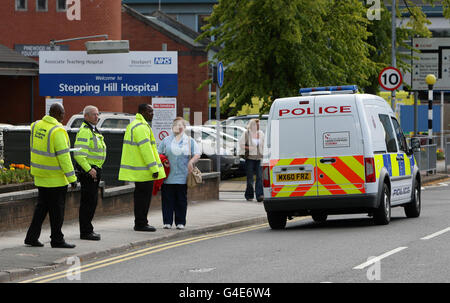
0,161,33,185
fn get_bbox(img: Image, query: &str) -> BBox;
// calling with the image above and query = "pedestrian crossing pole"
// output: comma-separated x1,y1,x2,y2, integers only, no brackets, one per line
426,74,436,145
391,0,397,112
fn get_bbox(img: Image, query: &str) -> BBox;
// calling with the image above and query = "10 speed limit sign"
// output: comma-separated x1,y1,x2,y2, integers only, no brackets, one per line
378,67,403,91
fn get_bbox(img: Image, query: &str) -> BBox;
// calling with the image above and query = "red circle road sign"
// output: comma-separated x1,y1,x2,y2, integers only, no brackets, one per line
159,131,169,141
378,67,403,91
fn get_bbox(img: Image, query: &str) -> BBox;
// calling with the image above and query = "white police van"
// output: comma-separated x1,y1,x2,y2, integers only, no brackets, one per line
262,85,421,229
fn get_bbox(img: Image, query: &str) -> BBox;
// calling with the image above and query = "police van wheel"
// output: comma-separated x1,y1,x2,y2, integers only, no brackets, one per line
374,183,391,225
267,212,287,230
312,214,328,223
404,181,421,218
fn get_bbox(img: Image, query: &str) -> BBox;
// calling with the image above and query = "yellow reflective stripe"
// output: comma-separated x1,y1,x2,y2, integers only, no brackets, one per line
274,189,290,198
340,156,365,179
276,158,294,166
303,182,318,196
374,155,384,179
404,156,411,175
318,163,360,192
390,154,400,177
318,185,332,196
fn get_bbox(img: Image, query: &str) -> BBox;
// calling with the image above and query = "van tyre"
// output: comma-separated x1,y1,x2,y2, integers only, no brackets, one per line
312,214,328,222
404,181,421,218
374,183,391,225
267,212,287,230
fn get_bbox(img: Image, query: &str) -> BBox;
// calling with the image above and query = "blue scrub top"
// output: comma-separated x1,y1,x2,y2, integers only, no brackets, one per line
158,134,201,184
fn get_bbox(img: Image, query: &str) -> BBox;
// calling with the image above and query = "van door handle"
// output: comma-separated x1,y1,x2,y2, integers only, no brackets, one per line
396,155,404,161
320,158,336,164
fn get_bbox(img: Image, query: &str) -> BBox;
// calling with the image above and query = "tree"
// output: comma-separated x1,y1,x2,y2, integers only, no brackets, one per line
198,0,377,115
198,0,441,114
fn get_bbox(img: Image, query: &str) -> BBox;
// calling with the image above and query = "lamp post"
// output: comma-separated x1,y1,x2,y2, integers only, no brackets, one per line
425,74,436,145
49,35,129,54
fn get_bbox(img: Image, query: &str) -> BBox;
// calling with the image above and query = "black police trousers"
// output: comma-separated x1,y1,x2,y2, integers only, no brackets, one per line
134,181,154,228
79,170,101,235
25,186,68,245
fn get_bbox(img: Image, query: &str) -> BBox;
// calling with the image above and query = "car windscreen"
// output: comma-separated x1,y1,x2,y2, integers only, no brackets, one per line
70,118,84,128
101,119,130,129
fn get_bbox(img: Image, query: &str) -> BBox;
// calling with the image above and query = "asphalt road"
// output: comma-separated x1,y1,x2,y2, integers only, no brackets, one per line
20,182,450,284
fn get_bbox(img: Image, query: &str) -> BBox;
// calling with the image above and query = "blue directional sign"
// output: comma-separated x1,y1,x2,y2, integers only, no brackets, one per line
217,61,224,88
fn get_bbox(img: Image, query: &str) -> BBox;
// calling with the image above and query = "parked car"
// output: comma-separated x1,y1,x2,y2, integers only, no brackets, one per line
203,125,246,141
185,126,240,177
221,114,269,133
66,112,135,130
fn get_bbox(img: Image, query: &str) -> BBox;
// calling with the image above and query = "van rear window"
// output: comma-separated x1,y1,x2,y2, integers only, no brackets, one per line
274,117,316,158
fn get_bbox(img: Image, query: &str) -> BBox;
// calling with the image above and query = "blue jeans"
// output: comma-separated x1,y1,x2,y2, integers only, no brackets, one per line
245,159,263,200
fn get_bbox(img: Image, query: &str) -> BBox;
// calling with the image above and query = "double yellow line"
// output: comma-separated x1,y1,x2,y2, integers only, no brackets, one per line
20,223,270,283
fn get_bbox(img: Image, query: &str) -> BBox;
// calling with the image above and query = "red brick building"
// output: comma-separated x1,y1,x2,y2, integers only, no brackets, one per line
0,0,210,125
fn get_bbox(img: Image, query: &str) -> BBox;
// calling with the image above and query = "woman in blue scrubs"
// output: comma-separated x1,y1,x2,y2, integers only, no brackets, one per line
158,117,201,230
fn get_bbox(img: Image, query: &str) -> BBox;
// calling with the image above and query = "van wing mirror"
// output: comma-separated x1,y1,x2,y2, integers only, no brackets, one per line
411,137,421,151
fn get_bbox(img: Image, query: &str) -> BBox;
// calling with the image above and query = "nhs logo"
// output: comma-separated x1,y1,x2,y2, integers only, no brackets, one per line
154,57,172,64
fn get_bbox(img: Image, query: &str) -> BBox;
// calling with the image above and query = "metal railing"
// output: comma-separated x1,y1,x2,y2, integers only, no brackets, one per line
413,144,437,173
446,142,450,173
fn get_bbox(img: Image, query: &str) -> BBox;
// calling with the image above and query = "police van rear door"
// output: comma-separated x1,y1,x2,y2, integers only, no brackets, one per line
270,97,318,198
314,95,366,196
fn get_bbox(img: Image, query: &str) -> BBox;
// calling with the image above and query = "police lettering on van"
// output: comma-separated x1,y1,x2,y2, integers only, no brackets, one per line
262,85,421,229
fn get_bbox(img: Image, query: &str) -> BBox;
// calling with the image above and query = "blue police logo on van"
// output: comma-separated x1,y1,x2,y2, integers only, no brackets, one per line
154,57,172,64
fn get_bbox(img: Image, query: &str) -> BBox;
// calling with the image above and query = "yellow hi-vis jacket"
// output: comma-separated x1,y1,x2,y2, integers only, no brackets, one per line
30,115,77,187
74,122,107,172
118,113,165,182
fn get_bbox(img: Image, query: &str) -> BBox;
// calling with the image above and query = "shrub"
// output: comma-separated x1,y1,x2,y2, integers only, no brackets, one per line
437,149,445,160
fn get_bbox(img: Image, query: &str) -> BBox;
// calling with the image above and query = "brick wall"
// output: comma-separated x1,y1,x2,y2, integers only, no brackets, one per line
0,174,219,232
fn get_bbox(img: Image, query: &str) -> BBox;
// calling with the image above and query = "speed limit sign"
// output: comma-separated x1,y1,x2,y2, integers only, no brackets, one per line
378,67,403,91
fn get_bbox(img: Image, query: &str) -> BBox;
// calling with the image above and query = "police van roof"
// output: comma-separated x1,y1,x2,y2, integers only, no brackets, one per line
299,85,358,96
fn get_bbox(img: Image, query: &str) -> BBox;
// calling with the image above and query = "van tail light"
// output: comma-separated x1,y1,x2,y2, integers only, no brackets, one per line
364,157,376,183
262,164,271,188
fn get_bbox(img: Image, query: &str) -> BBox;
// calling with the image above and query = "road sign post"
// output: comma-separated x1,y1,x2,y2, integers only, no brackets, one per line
216,62,224,173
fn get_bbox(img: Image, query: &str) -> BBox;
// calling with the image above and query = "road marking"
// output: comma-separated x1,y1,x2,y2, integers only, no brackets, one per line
21,217,308,283
420,227,450,240
20,224,267,283
353,247,408,270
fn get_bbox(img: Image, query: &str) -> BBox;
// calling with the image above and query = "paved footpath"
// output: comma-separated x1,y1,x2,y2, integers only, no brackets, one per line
1,169,448,283
0,198,267,282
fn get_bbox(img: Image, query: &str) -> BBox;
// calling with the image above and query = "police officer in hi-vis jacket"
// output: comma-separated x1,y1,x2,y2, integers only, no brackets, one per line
119,104,165,232
25,103,77,249
73,105,106,241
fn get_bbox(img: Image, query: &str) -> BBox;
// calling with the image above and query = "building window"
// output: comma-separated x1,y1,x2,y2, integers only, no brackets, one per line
57,0,66,11
36,0,47,11
198,15,210,33
15,0,27,11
